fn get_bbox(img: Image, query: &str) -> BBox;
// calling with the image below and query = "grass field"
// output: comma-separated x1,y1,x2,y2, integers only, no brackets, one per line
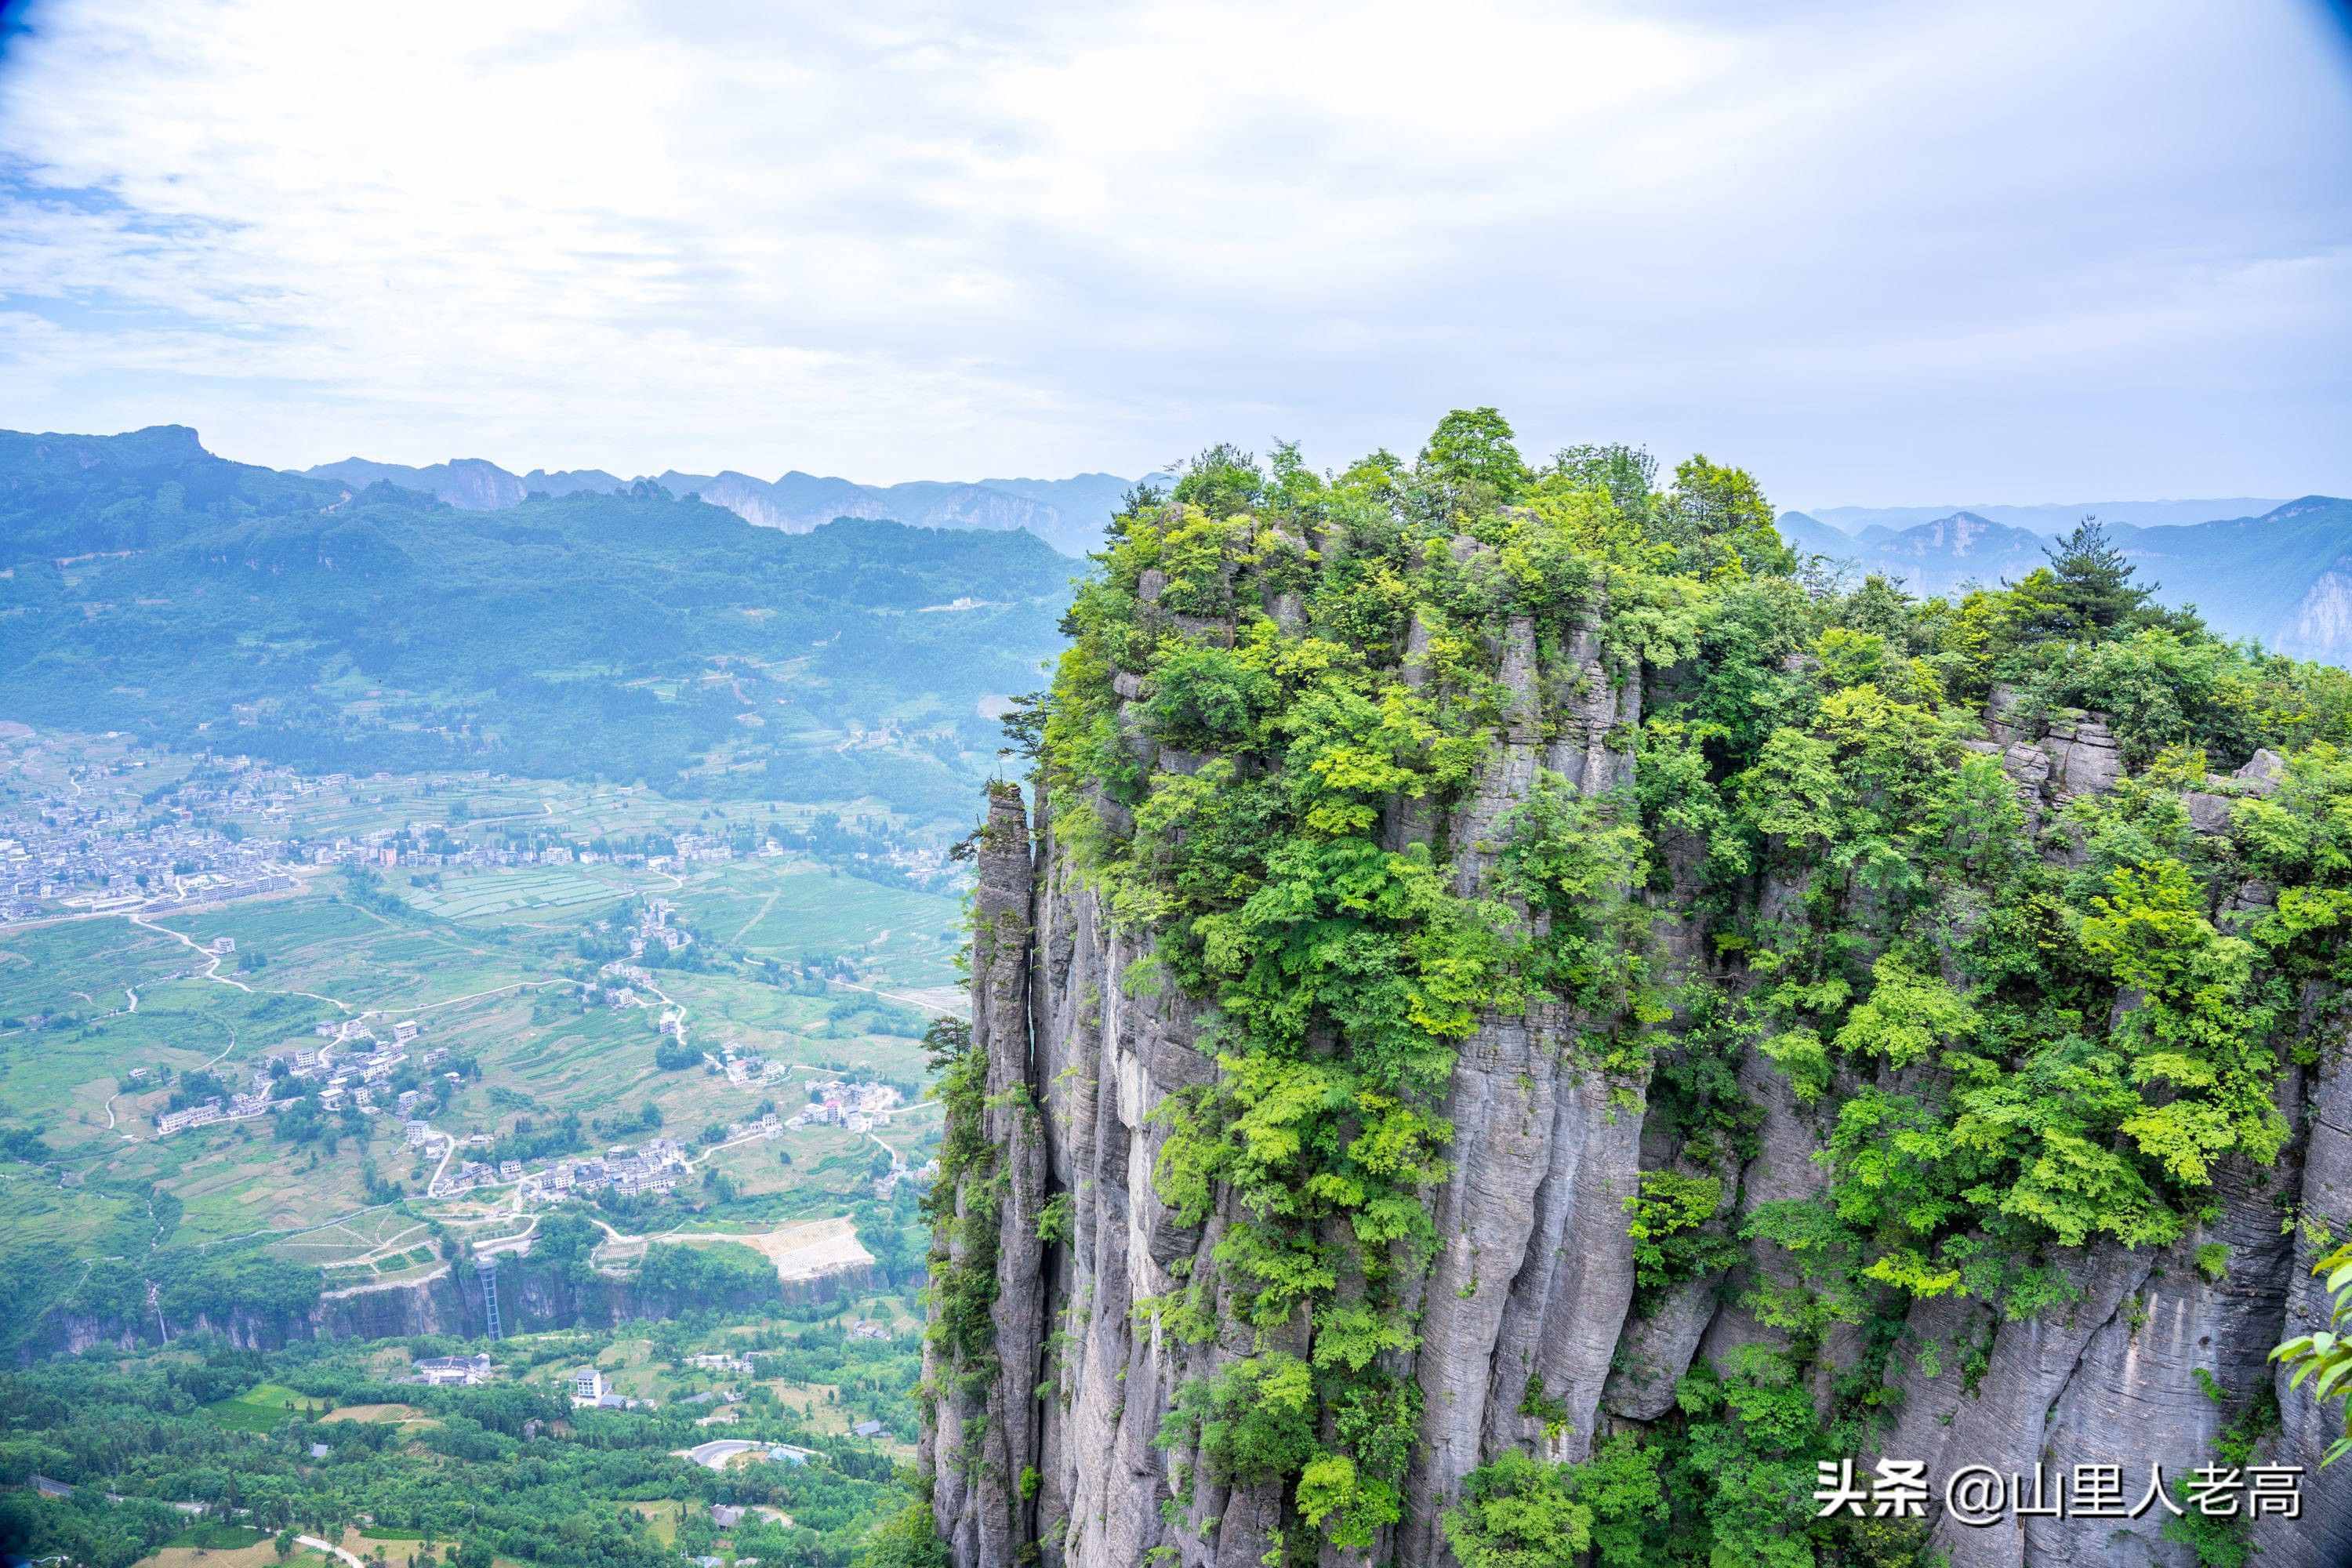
138,1541,339,1568
321,1403,432,1425
203,1381,330,1432
165,1525,270,1551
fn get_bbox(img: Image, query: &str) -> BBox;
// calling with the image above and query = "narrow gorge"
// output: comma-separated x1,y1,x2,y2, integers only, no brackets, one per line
914,431,2352,1568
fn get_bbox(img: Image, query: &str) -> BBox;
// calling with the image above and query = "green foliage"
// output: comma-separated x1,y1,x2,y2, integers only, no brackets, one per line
978,408,2352,1558
1443,1450,1592,1568
2271,1240,2352,1466
1624,1171,1737,1307
1418,408,1532,504
1033,1192,1073,1247
2,1310,920,1568
1160,1355,1319,1488
851,1495,950,1568
920,1018,1002,1401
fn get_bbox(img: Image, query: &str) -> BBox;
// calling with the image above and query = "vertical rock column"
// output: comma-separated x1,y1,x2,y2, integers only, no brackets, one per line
927,783,1051,1568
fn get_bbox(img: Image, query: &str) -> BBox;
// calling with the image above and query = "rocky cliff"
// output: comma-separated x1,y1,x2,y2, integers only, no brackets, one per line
916,445,2352,1568
22,1248,876,1363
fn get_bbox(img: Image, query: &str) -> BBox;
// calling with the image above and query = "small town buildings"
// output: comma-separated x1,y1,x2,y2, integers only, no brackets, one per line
156,1099,223,1135
410,1353,492,1387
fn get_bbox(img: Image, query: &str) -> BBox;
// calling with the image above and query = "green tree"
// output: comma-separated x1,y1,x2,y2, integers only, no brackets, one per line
2043,515,2154,634
1419,408,1531,500
853,1501,948,1568
1443,1450,1592,1568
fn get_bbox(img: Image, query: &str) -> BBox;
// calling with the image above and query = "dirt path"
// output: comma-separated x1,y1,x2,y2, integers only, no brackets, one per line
731,891,778,943
299,1535,365,1568
414,978,568,1014
131,912,354,1011
195,1197,406,1253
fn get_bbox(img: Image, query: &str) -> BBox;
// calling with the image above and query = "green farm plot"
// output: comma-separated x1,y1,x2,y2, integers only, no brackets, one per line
204,1381,329,1432
160,1126,379,1246
645,972,931,1085
396,866,649,924
0,1165,139,1259
699,1123,886,1203
2,754,979,1295
165,1525,270,1550
0,916,195,1023
673,862,963,981
1,959,328,1153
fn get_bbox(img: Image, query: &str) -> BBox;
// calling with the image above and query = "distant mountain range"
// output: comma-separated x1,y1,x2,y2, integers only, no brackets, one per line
1,426,1079,820
303,453,1158,557
1775,499,2352,661
1795,498,2288,537
9,424,2346,670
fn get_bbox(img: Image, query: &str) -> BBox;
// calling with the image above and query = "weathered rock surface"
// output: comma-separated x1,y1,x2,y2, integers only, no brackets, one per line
926,660,2350,1567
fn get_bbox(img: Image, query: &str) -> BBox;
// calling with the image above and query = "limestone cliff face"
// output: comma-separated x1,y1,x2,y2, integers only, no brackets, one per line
19,1250,871,1363
922,582,2349,1568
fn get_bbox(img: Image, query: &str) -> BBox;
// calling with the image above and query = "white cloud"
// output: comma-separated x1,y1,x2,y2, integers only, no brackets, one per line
0,0,2345,503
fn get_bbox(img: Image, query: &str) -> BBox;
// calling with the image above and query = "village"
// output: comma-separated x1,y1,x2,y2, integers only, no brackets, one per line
0,731,965,930
85,822,936,1227
153,1011,439,1136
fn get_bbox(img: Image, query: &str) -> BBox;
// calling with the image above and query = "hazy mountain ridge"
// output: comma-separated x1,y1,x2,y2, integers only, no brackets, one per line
2,426,1078,819
1801,495,2288,536
302,452,1156,557
1776,497,2352,661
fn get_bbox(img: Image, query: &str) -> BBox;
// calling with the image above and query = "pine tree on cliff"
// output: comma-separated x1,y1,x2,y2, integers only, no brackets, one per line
2042,514,2154,634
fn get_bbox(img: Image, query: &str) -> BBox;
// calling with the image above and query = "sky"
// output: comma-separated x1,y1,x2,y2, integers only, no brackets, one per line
0,0,2347,509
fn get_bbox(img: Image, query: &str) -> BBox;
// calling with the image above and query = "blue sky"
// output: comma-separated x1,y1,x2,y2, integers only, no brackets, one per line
0,0,2347,509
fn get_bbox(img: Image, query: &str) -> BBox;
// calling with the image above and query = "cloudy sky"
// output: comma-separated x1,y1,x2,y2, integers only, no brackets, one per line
0,0,2347,507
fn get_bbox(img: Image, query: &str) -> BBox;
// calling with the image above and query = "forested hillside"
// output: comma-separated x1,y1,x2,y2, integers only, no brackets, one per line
0,1304,923,1568
0,429,1076,824
911,418,2352,1568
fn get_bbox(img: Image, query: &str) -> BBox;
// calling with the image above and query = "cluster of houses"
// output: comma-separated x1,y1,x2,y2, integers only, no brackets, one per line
875,1156,939,1202
154,1094,270,1135
726,1112,786,1143
641,898,693,951
718,1037,790,1086
0,770,301,924
480,1137,694,1203
155,1018,437,1136
665,834,736,866
787,1079,902,1133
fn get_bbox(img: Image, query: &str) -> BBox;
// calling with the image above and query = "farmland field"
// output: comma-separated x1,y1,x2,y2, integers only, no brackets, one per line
203,1381,329,1432
2,760,968,1298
